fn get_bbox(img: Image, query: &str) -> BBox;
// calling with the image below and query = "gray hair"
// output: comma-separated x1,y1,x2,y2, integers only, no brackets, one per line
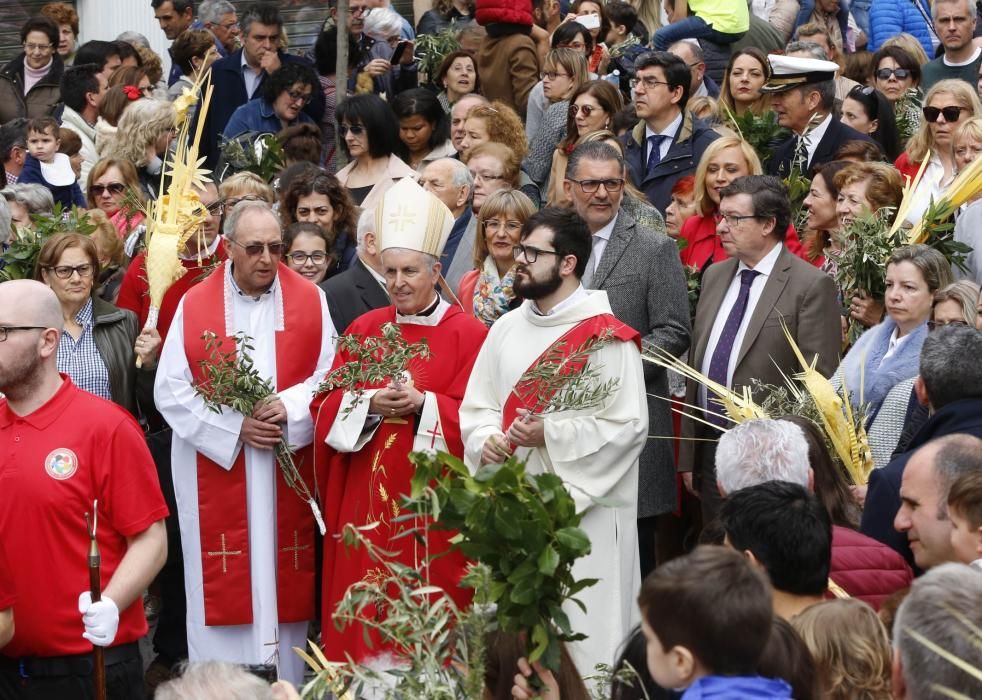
223,200,279,238
363,6,404,40
919,325,982,409
155,661,273,700
785,40,829,61
0,197,10,245
567,141,626,180
715,419,811,495
380,246,438,269
894,563,982,699
426,157,474,189
116,31,151,49
933,0,978,20
669,39,704,64
929,434,982,518
356,208,376,250
1,183,55,214
199,0,236,24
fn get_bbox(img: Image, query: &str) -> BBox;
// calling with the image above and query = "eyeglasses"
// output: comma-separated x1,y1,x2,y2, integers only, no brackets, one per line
630,76,670,91
483,219,523,234
715,212,759,227
570,104,601,117
557,41,586,51
875,68,911,81
566,178,624,194
23,42,53,53
849,85,876,98
350,6,373,16
543,71,570,81
224,194,263,209
225,238,285,257
923,105,967,123
296,206,332,218
471,171,505,183
91,182,126,197
927,319,969,331
289,251,328,265
512,244,562,263
45,264,94,279
285,89,312,106
339,124,366,137
0,326,47,342
204,200,224,216
218,19,239,30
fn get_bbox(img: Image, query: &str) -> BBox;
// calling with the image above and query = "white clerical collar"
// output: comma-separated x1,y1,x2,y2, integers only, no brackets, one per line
396,295,449,326
645,111,683,141
736,242,782,277
531,284,589,316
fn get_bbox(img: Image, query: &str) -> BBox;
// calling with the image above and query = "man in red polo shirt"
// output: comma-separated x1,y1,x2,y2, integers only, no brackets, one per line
0,280,168,700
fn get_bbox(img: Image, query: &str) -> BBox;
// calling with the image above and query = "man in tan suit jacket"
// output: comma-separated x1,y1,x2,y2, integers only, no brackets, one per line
679,175,841,525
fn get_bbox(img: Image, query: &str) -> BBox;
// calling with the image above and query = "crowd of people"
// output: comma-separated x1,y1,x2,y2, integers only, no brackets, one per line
0,0,981,698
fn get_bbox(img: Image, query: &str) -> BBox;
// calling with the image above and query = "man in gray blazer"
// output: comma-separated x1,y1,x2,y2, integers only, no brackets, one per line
564,141,691,575
679,175,841,526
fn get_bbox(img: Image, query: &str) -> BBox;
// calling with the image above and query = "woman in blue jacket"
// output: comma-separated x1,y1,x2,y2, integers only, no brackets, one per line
222,62,317,141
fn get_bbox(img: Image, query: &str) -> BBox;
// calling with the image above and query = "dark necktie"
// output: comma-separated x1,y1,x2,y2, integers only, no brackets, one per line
646,134,668,177
706,269,760,426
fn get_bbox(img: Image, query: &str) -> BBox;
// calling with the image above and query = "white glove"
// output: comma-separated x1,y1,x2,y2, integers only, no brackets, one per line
77,592,119,647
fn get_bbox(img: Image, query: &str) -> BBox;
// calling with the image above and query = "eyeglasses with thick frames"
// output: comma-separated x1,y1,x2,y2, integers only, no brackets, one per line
512,244,562,263
225,238,285,257
923,105,967,123
285,89,312,106
289,251,329,265
91,182,126,197
483,219,523,234
566,178,624,194
204,200,224,216
630,76,670,91
45,264,95,279
875,68,911,81
715,212,759,227
569,103,601,117
0,326,47,342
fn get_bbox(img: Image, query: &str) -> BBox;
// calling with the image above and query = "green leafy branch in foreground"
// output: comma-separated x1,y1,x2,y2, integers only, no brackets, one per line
0,205,95,281
404,451,596,674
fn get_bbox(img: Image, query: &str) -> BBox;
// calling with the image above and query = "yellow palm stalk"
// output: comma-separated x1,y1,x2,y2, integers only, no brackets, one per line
781,323,874,484
888,148,931,239
138,69,215,365
907,145,982,244
642,346,768,426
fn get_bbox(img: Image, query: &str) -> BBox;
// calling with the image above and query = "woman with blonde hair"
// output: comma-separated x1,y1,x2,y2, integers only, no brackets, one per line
86,157,145,240
791,599,892,700
524,48,589,190
952,118,982,284
678,135,807,270
457,189,537,325
103,98,177,200
895,79,982,226
459,103,538,206
218,171,276,209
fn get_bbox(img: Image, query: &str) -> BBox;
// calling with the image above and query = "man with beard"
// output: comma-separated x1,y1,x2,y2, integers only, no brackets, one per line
459,207,648,674
0,280,167,698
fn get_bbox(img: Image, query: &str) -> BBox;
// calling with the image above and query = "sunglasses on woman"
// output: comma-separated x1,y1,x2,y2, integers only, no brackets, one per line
338,124,366,136
91,182,126,196
922,105,967,123
875,68,911,81
569,103,600,117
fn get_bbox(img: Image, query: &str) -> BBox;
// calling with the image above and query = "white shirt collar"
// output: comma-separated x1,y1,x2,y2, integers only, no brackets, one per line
593,212,618,242
645,111,683,140
531,284,589,316
736,241,783,276
802,113,833,163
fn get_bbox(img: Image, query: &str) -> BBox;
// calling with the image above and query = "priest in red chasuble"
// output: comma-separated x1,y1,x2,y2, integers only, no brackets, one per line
312,179,488,663
154,201,337,684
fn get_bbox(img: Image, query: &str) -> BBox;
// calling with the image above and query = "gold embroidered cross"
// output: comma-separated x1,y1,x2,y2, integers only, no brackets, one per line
207,533,242,574
280,529,310,571
387,205,415,232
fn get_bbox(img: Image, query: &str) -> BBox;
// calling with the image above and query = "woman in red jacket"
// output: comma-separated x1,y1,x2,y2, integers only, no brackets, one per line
678,135,807,271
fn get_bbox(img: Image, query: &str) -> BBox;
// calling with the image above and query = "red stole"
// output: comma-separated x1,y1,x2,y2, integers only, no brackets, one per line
183,262,322,626
502,313,641,431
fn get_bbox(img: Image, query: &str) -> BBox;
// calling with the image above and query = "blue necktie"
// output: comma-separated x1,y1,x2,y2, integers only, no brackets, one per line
646,134,667,177
706,269,760,427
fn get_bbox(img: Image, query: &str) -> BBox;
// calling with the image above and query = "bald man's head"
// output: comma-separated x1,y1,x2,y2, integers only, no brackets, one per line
0,280,63,332
0,280,62,400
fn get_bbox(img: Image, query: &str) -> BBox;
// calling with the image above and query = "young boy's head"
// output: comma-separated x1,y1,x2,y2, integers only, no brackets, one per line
947,470,982,564
637,545,773,690
26,117,60,163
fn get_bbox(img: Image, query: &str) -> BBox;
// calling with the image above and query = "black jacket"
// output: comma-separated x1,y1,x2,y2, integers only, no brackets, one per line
0,52,64,124
766,116,874,178
318,258,390,334
860,396,982,568
91,296,153,418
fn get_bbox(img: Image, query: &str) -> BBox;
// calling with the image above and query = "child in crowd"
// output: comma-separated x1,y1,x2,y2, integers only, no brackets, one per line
58,127,83,183
791,599,893,700
947,470,982,570
17,117,85,211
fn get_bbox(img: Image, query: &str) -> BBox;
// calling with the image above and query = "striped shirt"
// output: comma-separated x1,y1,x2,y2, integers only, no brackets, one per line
56,299,111,401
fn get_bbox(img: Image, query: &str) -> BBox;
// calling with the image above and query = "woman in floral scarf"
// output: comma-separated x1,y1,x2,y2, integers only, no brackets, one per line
457,189,537,327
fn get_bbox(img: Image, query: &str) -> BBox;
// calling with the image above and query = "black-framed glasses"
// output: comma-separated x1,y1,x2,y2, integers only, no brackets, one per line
927,319,969,331
629,76,670,91
512,244,562,263
289,251,329,265
715,212,758,227
205,200,224,216
285,89,312,106
0,326,47,342
875,68,911,81
45,264,94,279
566,178,624,194
923,105,967,123
339,124,366,136
569,103,601,117
225,238,285,257
91,182,126,196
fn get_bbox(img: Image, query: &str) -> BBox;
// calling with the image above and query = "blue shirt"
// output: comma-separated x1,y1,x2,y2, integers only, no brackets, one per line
56,298,111,402
222,97,315,140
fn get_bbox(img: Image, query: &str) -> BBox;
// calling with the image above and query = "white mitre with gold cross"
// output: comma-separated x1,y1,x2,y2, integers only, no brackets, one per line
375,177,455,258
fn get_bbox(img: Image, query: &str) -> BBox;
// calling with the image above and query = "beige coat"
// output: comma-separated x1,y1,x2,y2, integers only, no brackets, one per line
335,154,417,213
